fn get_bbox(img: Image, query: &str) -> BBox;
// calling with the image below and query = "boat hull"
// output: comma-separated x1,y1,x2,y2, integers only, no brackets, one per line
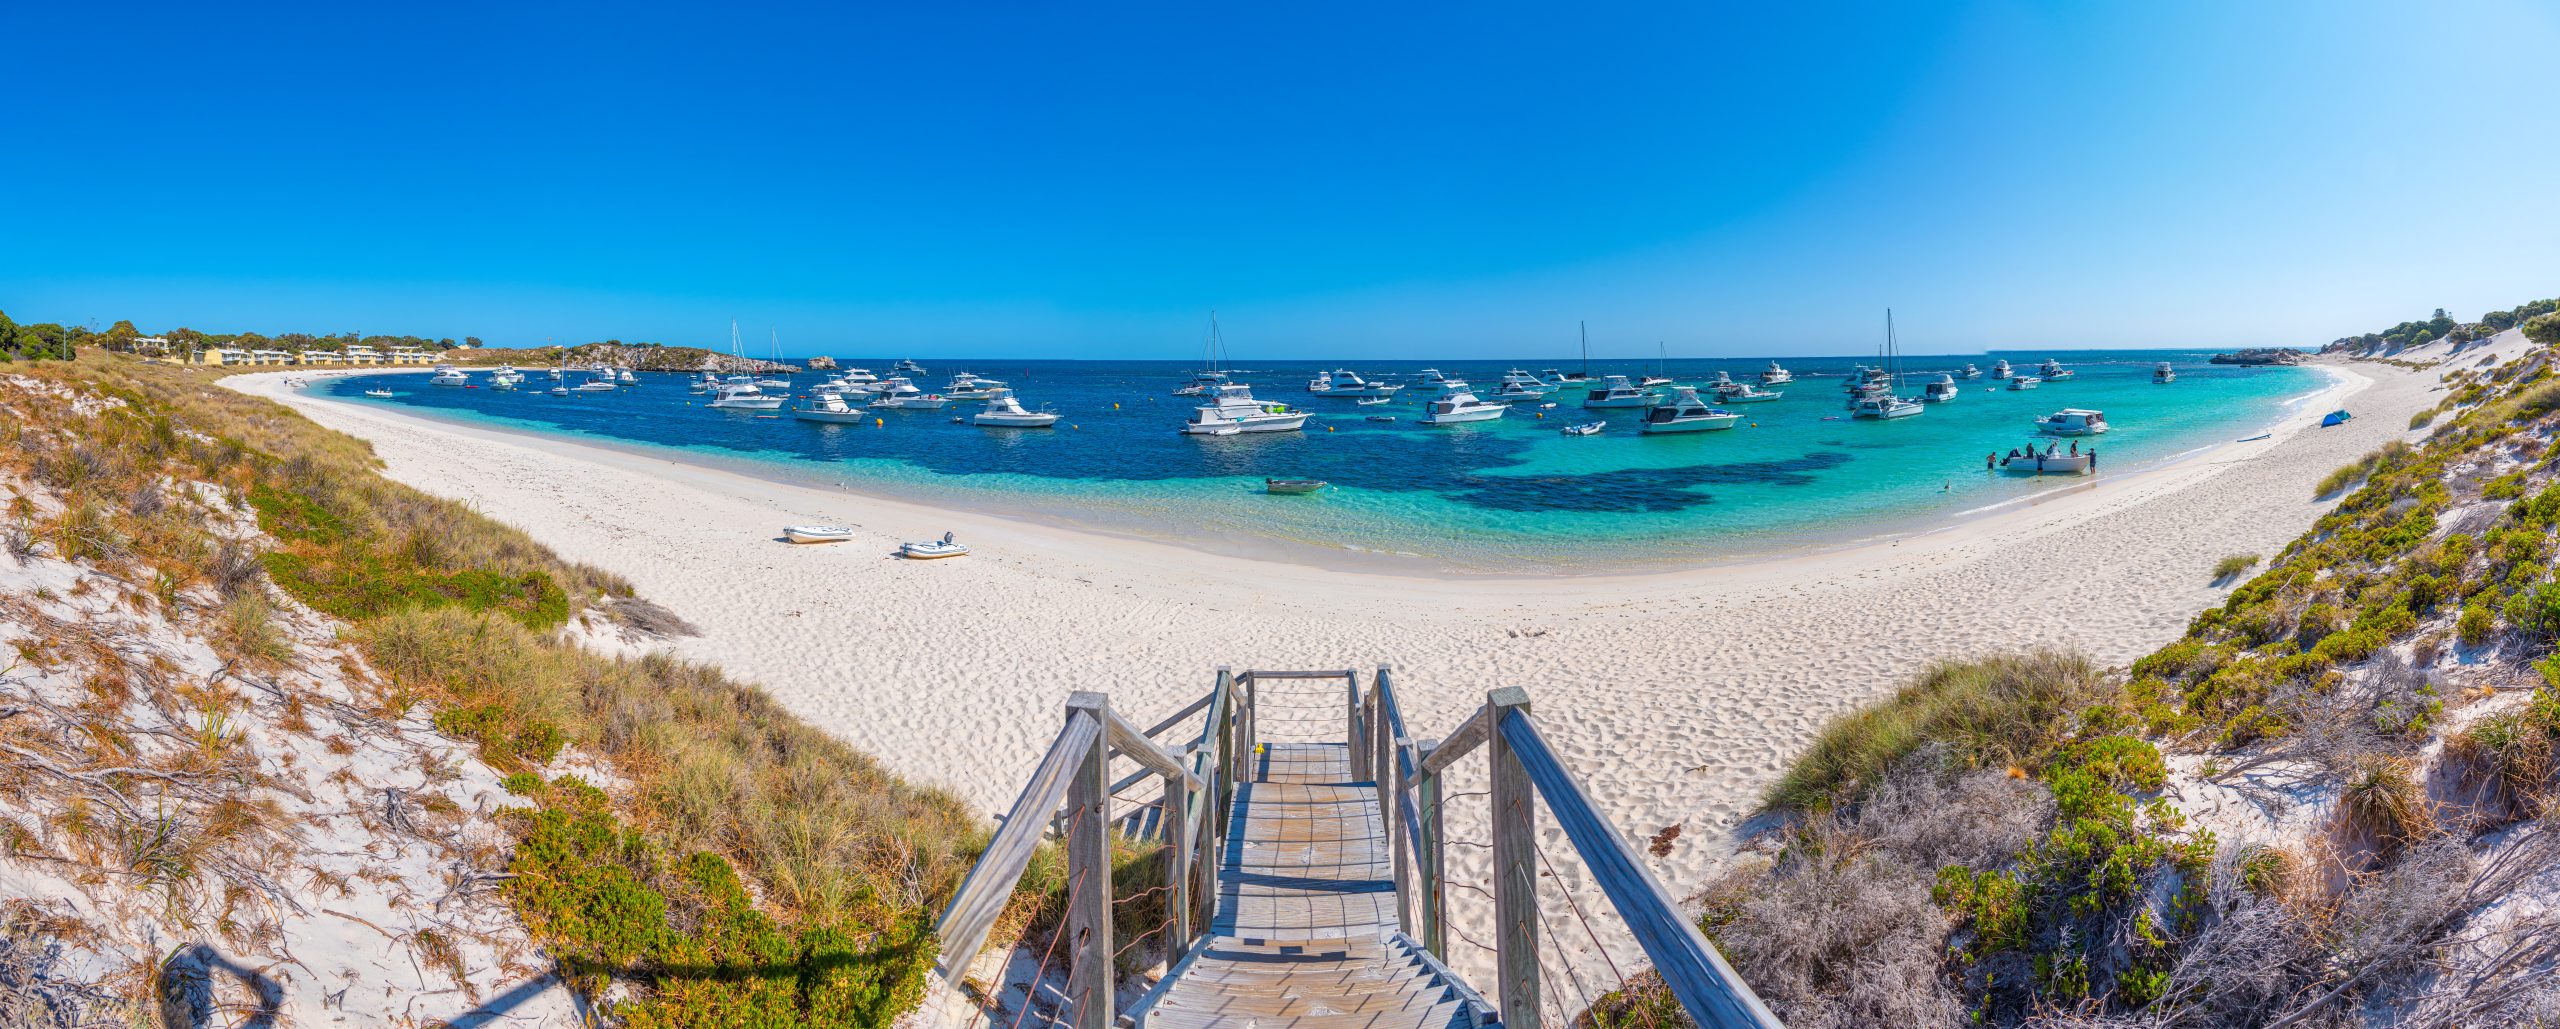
2003,454,2094,475
784,526,855,544
1581,396,1661,409
1641,415,1742,434
792,409,869,422
1183,413,1307,435
712,398,785,410
975,414,1059,427
1421,408,1506,425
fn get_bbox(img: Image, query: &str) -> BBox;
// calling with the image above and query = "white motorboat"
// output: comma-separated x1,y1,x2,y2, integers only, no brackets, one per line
2152,362,2176,384
548,367,565,380
1420,383,1507,425
573,375,617,392
2036,358,2075,381
1355,395,1391,406
1486,378,1549,403
1181,383,1307,435
1306,376,1333,393
1717,383,1783,403
690,370,721,393
791,389,871,423
1843,381,1891,410
1174,371,1229,397
1851,394,1924,419
1537,369,1588,390
756,375,792,389
428,365,468,386
1758,360,1794,386
1921,373,1961,403
943,373,1005,400
901,532,968,559
549,384,568,396
868,377,949,410
1961,363,1983,379
1496,369,1555,396
490,365,524,386
1581,375,1661,409
1990,359,2013,379
2032,408,2109,436
617,368,636,383
839,368,880,386
783,525,855,544
709,377,782,409
363,388,394,398
894,359,928,375
2001,443,2095,476
1560,421,1604,436
973,389,1060,427
1640,387,1743,433
2008,375,2042,390
1322,369,1401,398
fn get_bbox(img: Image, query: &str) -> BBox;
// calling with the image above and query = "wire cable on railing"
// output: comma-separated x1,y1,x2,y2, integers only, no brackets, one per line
1534,832,1656,1029
1008,803,1090,1029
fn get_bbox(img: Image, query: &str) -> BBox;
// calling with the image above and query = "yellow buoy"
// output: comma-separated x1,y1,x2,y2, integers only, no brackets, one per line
874,417,884,427
1328,425,1335,431
1113,402,1120,410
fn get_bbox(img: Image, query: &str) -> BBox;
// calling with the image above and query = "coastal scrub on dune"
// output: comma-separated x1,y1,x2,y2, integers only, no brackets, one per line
1,352,989,1024
1645,310,2560,1027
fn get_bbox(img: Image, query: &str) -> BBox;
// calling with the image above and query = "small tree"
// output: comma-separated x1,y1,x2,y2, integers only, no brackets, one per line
2524,313,2560,348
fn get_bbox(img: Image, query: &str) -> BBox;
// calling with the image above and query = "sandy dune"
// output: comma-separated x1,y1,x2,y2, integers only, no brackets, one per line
234,350,2450,993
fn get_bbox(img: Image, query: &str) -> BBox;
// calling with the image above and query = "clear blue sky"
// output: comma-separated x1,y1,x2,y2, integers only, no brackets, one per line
5,1,2555,359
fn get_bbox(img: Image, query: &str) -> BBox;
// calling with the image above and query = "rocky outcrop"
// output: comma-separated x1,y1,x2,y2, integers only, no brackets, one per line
2210,347,2312,366
806,355,837,370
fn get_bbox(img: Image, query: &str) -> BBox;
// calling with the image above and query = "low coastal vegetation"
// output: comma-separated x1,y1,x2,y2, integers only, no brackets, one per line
452,340,792,374
3,351,982,1023
1622,305,2560,1027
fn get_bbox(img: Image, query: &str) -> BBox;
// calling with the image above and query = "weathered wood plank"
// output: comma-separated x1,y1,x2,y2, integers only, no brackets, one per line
1068,693,1115,1029
1487,687,1538,1029
1416,703,1492,779
1107,706,1202,789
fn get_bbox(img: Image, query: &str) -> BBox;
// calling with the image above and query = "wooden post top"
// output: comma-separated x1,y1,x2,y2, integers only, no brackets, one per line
1067,690,1108,713
1488,686,1530,710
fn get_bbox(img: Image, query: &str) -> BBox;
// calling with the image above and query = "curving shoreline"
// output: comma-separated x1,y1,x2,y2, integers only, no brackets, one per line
230,352,2437,983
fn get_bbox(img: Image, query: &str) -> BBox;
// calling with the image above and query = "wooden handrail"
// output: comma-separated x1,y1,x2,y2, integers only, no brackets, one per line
1496,705,1783,1028
1417,702,1492,779
1104,707,1202,791
932,708,1103,980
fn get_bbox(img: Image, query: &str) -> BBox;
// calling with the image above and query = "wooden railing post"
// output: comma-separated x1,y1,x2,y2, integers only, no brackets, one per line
1418,738,1446,958
1375,668,1404,935
1065,692,1114,1029
1347,674,1367,779
1165,768,1190,947
1488,687,1538,1029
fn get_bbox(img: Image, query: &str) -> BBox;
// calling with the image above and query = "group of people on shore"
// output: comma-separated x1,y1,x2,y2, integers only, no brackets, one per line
1988,440,2097,470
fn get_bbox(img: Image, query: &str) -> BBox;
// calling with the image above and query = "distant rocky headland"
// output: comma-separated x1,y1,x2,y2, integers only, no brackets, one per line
2209,347,2311,366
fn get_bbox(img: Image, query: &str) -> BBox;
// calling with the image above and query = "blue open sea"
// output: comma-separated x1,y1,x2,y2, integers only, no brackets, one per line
323,350,2324,572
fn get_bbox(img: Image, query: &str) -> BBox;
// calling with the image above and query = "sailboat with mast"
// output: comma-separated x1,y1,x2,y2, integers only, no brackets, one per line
756,329,791,389
1638,341,1673,388
1850,309,1924,420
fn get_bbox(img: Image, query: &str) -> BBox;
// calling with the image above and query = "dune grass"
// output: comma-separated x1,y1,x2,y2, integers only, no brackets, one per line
1762,650,2115,812
4,353,985,1023
2210,553,2261,585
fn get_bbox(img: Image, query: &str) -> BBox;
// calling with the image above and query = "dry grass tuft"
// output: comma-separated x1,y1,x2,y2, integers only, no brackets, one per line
2339,754,2434,855
1765,650,2113,811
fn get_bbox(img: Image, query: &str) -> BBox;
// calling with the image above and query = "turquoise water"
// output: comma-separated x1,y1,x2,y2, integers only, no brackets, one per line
324,351,2322,572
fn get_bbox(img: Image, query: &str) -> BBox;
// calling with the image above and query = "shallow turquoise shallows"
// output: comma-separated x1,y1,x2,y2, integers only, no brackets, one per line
329,351,2322,572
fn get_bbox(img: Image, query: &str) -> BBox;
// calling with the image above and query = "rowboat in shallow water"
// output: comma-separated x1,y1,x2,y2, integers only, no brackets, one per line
1264,479,1328,495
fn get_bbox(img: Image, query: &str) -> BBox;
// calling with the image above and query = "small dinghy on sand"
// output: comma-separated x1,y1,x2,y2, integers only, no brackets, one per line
901,532,970,559
784,525,855,544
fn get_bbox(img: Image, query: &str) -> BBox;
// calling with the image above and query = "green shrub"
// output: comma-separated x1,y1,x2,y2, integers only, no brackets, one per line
2460,603,2498,647
2209,554,2259,584
501,772,545,796
1764,651,2113,810
435,703,568,769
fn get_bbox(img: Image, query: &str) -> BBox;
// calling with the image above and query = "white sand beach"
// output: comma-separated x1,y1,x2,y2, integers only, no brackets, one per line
232,348,2463,985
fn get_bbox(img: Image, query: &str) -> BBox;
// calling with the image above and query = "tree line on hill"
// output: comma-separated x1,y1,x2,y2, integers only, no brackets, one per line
0,309,82,361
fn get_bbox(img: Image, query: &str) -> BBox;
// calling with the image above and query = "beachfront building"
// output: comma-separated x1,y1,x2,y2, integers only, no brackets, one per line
387,347,434,365
189,348,250,366
343,346,383,365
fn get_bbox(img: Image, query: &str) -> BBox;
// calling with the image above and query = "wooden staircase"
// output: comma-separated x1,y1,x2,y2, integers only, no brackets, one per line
1125,742,1491,1027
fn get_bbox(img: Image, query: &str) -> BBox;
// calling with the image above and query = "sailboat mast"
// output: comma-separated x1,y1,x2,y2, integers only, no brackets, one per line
1580,321,1590,377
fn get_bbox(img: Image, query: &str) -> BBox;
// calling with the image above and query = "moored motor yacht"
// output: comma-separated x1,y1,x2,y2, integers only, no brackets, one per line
1639,387,1743,434
1180,383,1308,434
790,389,870,423
1580,375,1661,409
973,389,1060,427
1322,369,1401,398
1851,392,1925,419
2152,362,2176,384
490,365,524,386
1717,382,1783,403
1758,361,1794,386
2008,375,2042,390
1921,373,1961,402
943,373,1005,400
708,377,782,409
894,359,928,375
2036,358,2075,381
428,365,468,386
1990,359,2013,379
1961,363,1983,379
1495,369,1555,396
2032,408,2109,435
868,377,949,410
1420,383,1508,425
1174,369,1229,396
